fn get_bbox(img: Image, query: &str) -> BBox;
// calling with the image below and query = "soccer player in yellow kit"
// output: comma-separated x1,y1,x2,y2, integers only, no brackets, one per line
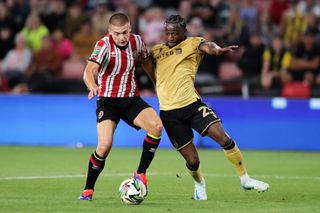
149,15,270,200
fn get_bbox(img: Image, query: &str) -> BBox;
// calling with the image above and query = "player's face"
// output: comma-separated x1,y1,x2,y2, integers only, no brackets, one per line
109,23,131,47
165,24,186,48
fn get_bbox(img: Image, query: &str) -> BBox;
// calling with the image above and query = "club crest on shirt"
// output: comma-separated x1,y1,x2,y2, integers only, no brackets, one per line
176,48,182,54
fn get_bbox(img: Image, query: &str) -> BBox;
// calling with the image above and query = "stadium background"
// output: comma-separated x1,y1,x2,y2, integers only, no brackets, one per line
1,0,320,149
1,1,320,212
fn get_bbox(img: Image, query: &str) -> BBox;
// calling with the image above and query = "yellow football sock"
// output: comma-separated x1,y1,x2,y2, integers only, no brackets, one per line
223,143,247,176
187,167,203,183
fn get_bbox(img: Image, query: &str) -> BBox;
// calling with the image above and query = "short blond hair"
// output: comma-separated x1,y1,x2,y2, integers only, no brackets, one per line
109,13,130,26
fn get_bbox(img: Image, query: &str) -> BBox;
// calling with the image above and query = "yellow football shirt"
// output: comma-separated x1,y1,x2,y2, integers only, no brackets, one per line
151,37,206,110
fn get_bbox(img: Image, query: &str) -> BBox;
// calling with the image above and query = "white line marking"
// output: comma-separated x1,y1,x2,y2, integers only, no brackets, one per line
0,173,319,181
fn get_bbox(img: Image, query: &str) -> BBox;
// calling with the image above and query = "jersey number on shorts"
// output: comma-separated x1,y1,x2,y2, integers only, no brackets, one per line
198,106,217,118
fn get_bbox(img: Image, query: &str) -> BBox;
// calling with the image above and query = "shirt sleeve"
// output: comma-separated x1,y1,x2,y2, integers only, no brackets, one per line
193,37,208,53
138,36,149,59
88,39,109,65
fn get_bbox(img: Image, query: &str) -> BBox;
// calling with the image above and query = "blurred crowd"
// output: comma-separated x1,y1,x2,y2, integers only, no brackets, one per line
0,0,320,97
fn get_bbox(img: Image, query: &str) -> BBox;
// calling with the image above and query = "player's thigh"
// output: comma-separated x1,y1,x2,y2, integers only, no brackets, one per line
160,110,193,150
96,98,121,124
97,119,117,148
121,97,151,130
133,107,162,135
190,100,221,136
96,99,120,154
206,122,230,145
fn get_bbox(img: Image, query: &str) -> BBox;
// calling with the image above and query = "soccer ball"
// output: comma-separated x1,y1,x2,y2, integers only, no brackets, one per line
118,178,147,205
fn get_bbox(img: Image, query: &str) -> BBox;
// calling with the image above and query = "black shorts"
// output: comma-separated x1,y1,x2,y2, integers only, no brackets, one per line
96,96,151,130
160,99,221,150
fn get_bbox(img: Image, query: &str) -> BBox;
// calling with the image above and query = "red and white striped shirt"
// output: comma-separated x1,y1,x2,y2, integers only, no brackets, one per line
88,34,148,98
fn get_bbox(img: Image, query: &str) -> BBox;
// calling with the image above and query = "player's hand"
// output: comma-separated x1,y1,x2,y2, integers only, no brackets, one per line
219,45,239,53
88,86,98,100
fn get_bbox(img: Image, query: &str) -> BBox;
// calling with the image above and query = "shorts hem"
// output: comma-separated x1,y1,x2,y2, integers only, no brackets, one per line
200,119,221,135
176,139,193,151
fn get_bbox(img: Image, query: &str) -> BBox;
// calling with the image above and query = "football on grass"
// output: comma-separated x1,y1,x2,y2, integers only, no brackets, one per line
118,178,147,205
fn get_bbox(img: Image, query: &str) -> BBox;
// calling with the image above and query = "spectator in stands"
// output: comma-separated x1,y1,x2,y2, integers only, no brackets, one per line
28,35,62,92
192,0,215,29
139,7,165,47
0,73,9,92
238,32,265,84
0,25,15,60
210,0,230,30
269,0,288,26
57,51,87,93
222,5,250,46
91,1,114,37
72,20,100,60
126,2,140,34
1,33,32,90
64,3,84,39
6,0,29,31
280,0,307,48
289,29,320,85
41,0,67,33
239,0,258,33
52,27,73,60
0,1,16,60
27,0,48,14
261,35,291,90
178,0,192,21
0,2,18,35
20,12,49,52
305,12,319,40
187,17,205,37
256,9,274,46
60,52,85,80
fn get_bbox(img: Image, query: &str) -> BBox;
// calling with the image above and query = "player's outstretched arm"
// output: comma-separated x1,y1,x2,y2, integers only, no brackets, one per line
199,41,238,56
83,61,99,100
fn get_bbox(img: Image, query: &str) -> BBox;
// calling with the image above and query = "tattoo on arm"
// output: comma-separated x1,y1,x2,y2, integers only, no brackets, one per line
200,41,221,55
208,42,221,50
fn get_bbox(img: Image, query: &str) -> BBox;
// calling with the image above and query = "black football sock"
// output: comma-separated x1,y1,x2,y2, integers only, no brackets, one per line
137,133,161,174
84,151,106,190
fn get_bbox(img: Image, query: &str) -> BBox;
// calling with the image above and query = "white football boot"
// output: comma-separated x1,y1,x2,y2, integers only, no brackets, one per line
194,177,207,200
241,174,270,192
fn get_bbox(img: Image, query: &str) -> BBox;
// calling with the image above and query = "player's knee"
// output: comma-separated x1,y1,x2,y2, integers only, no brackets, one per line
155,121,163,134
96,143,112,157
149,120,163,136
187,157,200,171
215,134,230,147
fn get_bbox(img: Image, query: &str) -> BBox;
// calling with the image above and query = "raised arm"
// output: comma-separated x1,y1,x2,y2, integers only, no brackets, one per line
199,41,238,56
83,61,99,100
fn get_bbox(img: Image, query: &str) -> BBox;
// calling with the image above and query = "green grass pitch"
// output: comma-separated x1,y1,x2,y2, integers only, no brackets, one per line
0,146,319,213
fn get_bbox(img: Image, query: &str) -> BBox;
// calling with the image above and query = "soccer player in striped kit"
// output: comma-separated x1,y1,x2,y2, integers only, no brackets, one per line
79,13,162,201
